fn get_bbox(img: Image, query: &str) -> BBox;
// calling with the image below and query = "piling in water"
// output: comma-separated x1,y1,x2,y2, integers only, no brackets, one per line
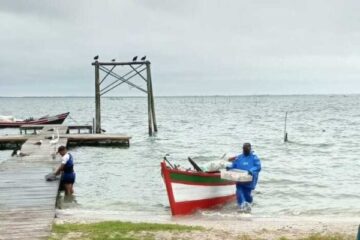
284,111,288,142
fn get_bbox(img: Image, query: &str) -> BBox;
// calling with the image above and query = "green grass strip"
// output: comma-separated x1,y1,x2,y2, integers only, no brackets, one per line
50,221,203,240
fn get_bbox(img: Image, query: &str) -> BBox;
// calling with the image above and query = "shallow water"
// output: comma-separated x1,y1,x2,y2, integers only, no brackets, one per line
0,95,359,218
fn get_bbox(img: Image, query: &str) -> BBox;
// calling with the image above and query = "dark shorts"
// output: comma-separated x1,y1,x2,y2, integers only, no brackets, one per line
61,172,76,185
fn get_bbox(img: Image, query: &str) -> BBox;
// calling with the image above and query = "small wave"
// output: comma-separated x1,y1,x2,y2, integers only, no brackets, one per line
285,141,334,148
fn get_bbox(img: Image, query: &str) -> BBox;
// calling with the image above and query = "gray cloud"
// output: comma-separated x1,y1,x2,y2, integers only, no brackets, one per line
0,0,359,96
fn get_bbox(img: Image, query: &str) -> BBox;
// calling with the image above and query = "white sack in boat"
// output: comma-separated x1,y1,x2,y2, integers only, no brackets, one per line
220,169,253,182
203,160,232,171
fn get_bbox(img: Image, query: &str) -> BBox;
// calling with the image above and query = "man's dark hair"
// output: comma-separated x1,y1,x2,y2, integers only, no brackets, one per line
243,143,251,148
57,145,67,152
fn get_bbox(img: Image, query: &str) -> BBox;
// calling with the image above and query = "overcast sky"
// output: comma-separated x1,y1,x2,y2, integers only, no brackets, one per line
0,0,359,96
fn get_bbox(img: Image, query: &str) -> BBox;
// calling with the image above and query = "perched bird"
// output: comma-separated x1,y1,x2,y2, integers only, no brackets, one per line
132,56,138,61
141,56,146,61
112,59,116,62
50,129,59,145
94,55,99,60
12,149,28,157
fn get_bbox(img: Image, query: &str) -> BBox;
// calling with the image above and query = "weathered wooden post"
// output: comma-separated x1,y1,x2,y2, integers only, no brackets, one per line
284,111,288,142
95,61,101,134
147,62,157,132
146,62,154,135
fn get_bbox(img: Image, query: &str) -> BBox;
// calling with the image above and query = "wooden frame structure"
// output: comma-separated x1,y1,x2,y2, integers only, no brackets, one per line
91,58,157,135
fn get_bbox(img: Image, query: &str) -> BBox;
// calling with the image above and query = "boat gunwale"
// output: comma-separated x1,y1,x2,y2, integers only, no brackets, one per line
166,167,222,178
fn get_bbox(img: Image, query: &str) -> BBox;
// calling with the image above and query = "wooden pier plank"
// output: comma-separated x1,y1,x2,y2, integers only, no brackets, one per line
0,125,68,240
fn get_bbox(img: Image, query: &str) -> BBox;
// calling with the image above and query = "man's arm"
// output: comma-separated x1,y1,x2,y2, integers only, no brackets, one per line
226,155,238,170
55,153,69,175
54,163,65,176
249,155,261,174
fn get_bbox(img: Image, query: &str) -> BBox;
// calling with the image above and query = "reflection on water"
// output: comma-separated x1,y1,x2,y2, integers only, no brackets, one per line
56,192,79,209
1,95,360,218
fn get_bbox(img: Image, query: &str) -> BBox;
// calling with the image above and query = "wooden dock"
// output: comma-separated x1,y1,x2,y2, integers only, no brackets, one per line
20,124,93,134
0,125,131,150
0,125,131,239
0,125,68,240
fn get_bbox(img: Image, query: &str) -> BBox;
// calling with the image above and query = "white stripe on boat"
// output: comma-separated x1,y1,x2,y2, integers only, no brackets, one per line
171,183,235,202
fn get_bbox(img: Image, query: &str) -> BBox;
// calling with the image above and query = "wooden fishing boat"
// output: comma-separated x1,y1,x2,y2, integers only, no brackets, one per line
0,112,69,128
161,159,236,215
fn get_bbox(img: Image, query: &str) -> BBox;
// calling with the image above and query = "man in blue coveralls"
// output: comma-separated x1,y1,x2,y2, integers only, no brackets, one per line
227,143,261,213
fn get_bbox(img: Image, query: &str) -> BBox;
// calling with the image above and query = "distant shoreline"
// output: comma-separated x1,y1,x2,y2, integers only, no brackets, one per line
0,94,359,98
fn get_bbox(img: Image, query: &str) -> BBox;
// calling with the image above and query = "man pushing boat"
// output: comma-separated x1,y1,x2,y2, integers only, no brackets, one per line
227,143,261,213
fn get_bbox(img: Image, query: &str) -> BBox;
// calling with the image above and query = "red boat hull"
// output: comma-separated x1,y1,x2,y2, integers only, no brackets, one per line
0,112,69,128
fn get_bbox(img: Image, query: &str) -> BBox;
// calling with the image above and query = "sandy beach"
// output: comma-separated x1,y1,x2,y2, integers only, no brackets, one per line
55,209,360,239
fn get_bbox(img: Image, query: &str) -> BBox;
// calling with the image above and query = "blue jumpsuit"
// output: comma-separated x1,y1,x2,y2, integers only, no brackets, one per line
228,152,261,207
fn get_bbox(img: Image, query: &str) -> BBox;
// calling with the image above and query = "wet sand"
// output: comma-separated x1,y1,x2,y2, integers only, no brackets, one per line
55,209,360,239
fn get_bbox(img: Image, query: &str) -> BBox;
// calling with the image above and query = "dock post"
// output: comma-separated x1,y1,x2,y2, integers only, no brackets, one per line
95,61,101,134
92,118,95,134
147,62,157,132
284,111,288,142
146,62,154,136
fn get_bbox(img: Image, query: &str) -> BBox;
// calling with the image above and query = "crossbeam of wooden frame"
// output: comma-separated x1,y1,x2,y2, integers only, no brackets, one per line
99,65,147,95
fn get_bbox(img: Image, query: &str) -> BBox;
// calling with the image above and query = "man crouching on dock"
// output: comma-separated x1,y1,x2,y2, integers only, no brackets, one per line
55,146,76,196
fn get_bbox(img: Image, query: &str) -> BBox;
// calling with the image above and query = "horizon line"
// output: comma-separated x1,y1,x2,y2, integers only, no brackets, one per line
0,93,359,98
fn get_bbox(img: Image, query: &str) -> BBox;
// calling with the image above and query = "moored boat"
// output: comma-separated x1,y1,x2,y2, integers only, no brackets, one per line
161,159,236,215
0,112,69,128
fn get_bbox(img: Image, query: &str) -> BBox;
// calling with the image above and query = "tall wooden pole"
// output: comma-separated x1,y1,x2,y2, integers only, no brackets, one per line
284,111,288,142
146,62,153,136
147,63,157,132
95,61,101,134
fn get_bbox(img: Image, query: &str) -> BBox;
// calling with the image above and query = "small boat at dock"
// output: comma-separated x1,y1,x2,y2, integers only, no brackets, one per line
0,112,69,128
161,158,236,215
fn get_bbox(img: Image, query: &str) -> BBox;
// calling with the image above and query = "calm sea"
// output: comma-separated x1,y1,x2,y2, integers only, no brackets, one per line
0,96,359,218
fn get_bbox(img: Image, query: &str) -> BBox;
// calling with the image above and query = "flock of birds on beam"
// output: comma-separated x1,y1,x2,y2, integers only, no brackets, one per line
93,55,146,62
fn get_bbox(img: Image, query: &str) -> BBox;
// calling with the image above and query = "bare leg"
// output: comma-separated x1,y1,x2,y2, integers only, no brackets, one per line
64,184,72,196
70,184,74,194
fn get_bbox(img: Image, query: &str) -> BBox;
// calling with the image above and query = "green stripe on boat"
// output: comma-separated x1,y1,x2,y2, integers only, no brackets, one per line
170,172,232,184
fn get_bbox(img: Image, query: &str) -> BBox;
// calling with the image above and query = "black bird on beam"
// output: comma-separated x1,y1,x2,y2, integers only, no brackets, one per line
94,55,99,60
111,59,116,62
141,56,146,61
132,56,138,61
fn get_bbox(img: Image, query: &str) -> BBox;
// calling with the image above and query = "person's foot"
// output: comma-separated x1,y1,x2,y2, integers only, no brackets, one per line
243,202,252,213
237,207,245,213
237,203,247,213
